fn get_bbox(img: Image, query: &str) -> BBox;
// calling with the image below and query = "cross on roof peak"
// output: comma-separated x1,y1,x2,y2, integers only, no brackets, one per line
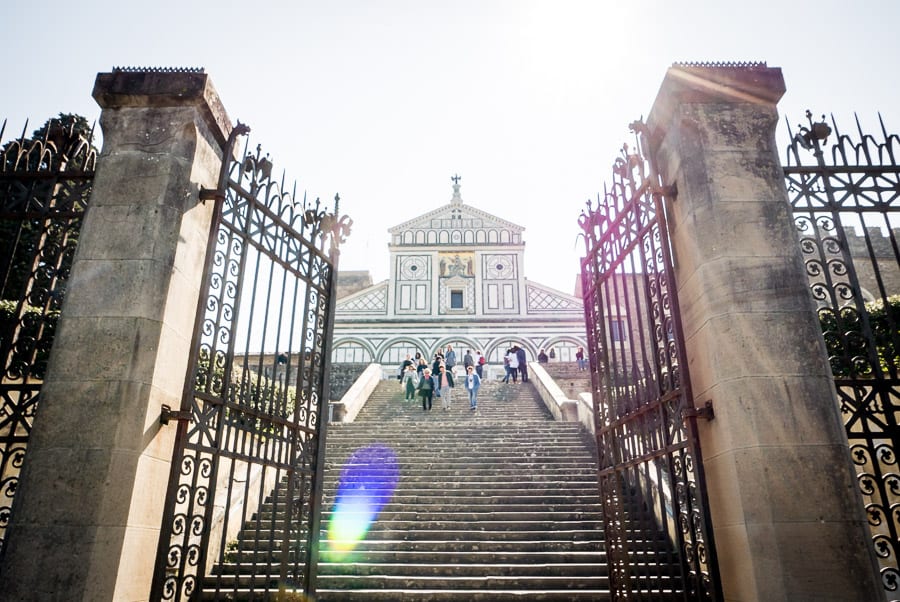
451,173,463,204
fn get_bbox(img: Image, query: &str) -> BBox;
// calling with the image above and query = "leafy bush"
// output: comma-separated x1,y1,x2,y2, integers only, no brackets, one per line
0,299,59,380
194,347,299,434
819,294,900,378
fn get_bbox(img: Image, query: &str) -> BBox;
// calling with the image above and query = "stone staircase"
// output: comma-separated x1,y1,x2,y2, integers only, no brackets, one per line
204,377,680,600
315,378,609,601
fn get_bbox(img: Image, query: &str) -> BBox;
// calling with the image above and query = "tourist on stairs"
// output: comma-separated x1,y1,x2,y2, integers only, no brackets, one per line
464,365,481,410
437,363,455,410
506,348,519,383
417,368,436,411
401,364,419,401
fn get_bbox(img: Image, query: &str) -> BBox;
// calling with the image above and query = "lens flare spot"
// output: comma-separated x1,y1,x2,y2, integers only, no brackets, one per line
326,443,399,559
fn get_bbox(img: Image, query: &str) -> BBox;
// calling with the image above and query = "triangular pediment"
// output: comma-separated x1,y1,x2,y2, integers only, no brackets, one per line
388,202,524,235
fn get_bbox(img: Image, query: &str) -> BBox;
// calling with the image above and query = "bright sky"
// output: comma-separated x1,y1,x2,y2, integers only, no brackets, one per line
3,0,898,295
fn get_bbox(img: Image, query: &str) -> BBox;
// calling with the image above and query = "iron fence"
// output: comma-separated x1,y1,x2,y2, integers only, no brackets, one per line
0,116,96,563
785,110,900,601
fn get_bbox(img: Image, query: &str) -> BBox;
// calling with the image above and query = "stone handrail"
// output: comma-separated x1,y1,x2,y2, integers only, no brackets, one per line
528,361,594,433
329,363,383,423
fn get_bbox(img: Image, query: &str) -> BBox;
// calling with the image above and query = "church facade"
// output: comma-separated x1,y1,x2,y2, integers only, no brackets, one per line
331,178,588,374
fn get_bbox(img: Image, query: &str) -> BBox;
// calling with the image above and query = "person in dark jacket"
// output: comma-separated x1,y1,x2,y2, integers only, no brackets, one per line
576,346,586,371
417,368,436,410
436,363,455,410
515,345,528,382
463,349,474,371
398,353,414,380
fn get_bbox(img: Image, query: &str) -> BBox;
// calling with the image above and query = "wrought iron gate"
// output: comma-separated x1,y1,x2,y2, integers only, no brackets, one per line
579,121,721,601
0,117,96,562
784,111,900,601
150,125,351,600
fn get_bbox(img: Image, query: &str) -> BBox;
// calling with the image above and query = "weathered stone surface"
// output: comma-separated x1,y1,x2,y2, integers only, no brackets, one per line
647,64,881,601
0,71,231,602
695,375,845,457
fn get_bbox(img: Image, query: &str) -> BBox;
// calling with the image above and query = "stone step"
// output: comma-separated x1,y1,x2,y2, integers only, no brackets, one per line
325,457,593,465
227,538,606,556
203,589,616,602
321,474,599,485
225,537,670,556
200,377,682,600
254,501,602,523
224,548,607,564
207,572,616,591
314,589,616,602
239,527,605,544
216,561,607,578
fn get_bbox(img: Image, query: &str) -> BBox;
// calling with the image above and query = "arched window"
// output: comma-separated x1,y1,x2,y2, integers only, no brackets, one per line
331,342,373,364
380,341,425,366
544,340,580,363
487,341,533,364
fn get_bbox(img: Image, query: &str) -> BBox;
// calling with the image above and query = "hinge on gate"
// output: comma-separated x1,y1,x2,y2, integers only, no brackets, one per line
650,181,677,200
199,187,225,204
684,400,714,421
160,404,193,425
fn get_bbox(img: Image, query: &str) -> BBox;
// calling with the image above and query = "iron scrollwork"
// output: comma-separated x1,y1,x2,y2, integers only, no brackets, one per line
579,118,721,601
785,110,900,601
0,116,96,562
152,123,350,600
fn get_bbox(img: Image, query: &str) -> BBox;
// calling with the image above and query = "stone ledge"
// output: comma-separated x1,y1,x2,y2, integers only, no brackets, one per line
92,69,232,148
329,363,383,423
528,362,579,424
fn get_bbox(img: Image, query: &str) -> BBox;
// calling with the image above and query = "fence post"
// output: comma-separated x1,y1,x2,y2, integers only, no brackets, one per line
0,69,231,601
646,63,881,601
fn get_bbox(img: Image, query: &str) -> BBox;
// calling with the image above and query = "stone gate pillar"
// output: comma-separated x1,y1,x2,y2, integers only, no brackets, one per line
0,69,231,601
646,63,881,601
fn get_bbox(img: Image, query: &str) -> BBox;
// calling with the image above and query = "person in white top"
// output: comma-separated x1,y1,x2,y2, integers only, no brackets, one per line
505,349,519,383
464,365,482,410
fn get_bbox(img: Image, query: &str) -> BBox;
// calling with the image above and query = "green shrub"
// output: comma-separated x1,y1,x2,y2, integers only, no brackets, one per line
819,294,900,378
0,299,59,380
195,347,299,434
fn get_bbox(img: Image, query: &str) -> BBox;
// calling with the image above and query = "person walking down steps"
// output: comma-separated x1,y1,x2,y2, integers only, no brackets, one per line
417,368,436,411
401,363,418,401
506,348,519,384
437,363,455,410
464,364,481,410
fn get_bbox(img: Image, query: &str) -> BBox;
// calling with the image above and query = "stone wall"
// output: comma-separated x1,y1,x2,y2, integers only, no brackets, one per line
329,363,370,400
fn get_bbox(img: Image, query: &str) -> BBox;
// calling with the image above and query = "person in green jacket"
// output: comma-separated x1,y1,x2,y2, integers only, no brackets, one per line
416,368,436,411
401,363,419,401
